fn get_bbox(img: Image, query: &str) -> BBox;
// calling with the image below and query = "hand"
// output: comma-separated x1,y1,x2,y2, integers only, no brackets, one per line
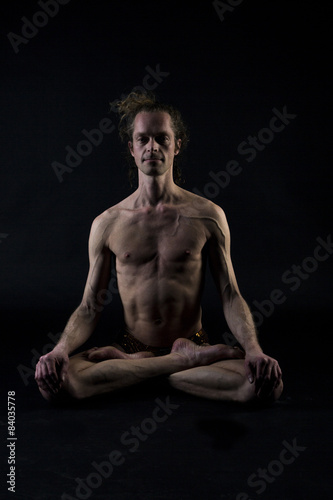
35,347,69,396
244,351,282,399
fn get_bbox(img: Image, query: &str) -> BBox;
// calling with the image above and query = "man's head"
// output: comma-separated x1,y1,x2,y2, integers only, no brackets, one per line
128,110,181,181
112,91,189,186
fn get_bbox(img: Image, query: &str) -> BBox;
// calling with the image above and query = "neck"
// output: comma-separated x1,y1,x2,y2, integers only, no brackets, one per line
135,171,179,207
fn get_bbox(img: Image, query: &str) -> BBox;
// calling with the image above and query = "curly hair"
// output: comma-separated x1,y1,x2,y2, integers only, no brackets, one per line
110,91,189,187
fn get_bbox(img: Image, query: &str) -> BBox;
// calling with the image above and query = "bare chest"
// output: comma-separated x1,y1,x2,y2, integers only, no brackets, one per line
110,208,207,266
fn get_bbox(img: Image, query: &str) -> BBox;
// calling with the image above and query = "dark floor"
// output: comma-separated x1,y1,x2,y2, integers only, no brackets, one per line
2,308,333,500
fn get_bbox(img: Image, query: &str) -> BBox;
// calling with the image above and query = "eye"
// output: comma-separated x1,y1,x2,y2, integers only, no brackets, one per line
157,135,169,144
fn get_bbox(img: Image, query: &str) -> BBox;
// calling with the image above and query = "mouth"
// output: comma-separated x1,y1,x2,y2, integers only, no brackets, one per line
143,157,163,162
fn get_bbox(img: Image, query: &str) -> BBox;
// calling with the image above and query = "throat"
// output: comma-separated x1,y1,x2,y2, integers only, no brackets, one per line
134,177,180,208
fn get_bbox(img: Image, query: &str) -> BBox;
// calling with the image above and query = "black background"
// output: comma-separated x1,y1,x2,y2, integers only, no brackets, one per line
1,1,332,306
1,1,332,499
1,0,331,355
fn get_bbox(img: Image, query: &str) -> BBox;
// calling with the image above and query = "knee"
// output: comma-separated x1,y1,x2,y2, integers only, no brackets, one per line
237,378,284,404
235,378,257,403
38,369,85,403
271,379,284,402
168,372,185,390
38,386,55,402
62,365,87,400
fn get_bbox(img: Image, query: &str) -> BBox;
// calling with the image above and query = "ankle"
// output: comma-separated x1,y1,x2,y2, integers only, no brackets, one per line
169,351,193,370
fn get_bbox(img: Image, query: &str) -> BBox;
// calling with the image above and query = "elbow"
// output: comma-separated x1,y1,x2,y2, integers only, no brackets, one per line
77,302,99,324
222,283,240,304
222,286,244,314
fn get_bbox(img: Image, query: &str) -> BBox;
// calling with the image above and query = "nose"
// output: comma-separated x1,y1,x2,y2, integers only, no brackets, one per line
147,138,158,152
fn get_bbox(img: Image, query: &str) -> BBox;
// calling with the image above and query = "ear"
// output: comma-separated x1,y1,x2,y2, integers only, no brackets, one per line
128,141,134,157
174,139,181,156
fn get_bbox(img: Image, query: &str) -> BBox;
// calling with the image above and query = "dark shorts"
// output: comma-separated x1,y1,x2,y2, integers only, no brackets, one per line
115,328,210,357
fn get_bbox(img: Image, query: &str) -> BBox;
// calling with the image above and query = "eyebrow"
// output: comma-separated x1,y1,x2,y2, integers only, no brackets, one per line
133,131,171,139
134,130,170,136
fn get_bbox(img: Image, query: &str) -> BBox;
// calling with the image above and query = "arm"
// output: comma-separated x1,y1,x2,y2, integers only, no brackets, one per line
207,206,282,397
57,215,112,354
35,214,112,395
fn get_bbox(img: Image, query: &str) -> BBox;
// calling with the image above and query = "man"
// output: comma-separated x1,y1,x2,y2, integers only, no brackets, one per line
35,92,283,403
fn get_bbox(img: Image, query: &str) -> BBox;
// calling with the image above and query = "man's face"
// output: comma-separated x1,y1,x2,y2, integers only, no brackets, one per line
128,111,181,178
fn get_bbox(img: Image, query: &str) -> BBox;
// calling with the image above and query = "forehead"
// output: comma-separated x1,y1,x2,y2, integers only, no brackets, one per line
133,111,174,136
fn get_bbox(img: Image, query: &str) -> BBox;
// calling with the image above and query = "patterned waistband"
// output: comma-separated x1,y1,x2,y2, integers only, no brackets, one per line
115,328,209,357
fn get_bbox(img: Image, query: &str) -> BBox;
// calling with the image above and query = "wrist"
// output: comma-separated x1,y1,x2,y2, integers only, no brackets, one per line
244,344,263,356
54,343,69,356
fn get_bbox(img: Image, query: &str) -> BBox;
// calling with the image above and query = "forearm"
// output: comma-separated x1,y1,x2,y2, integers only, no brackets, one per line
56,304,101,355
223,293,262,354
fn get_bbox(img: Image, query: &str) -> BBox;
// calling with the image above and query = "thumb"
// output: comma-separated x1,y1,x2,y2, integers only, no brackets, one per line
244,360,254,384
60,357,69,383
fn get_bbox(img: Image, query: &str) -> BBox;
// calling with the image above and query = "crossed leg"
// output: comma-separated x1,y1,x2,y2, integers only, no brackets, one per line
169,359,283,402
39,339,282,403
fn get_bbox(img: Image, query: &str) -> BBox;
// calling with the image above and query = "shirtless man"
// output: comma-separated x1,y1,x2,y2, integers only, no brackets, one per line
35,92,283,404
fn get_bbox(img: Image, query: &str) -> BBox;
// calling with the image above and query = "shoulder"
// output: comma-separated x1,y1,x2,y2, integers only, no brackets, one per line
89,194,135,246
179,189,229,236
90,207,117,234
179,188,225,215
91,192,135,228
89,202,123,247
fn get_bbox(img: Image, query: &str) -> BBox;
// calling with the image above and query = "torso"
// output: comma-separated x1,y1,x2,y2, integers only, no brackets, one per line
104,190,218,346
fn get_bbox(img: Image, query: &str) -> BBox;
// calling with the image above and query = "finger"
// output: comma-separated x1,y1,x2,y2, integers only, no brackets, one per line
255,357,268,381
42,359,60,394
254,359,265,393
38,358,50,385
34,361,41,381
42,370,57,394
244,360,255,383
255,359,274,396
277,364,283,381
35,364,52,393
274,364,282,388
59,358,69,383
47,358,60,385
260,365,275,398
258,362,280,398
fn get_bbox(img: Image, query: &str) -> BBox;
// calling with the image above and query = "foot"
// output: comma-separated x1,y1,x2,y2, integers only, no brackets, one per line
85,346,155,361
171,338,245,368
